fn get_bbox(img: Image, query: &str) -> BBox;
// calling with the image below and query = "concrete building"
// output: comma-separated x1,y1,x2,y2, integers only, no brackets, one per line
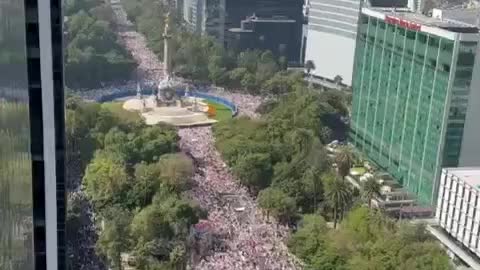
436,168,480,257
350,7,480,206
183,0,226,43
432,7,480,27
304,0,419,86
182,0,303,56
430,7,480,169
227,15,301,63
304,0,362,85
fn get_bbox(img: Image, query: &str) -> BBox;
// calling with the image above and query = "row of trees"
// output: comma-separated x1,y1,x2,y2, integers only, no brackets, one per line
64,0,136,88
288,208,452,270
212,78,452,268
214,84,350,221
65,97,202,269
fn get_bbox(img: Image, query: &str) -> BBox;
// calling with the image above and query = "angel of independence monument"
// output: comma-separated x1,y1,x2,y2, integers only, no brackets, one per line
123,13,217,126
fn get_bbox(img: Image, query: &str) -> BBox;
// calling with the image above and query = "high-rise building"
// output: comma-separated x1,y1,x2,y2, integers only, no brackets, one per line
183,0,203,33
304,0,415,86
350,8,480,205
0,0,66,269
435,167,480,269
183,0,226,44
227,15,302,63
225,0,303,58
304,0,361,85
182,0,303,60
436,168,480,255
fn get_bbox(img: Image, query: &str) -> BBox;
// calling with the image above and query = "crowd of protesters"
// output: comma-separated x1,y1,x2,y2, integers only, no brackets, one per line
65,2,304,269
180,127,303,270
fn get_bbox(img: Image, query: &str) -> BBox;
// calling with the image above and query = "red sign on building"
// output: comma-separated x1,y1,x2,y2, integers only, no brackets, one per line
385,16,421,31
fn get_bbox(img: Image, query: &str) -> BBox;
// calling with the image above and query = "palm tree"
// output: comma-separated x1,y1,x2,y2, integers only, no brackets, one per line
335,146,355,181
325,177,351,229
333,75,343,85
305,60,316,75
362,177,381,208
305,60,316,88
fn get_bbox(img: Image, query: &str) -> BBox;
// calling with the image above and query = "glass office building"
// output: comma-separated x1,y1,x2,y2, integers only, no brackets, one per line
0,0,65,269
350,8,480,205
182,0,303,55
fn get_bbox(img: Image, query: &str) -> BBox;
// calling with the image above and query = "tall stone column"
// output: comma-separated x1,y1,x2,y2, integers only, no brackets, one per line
163,12,172,79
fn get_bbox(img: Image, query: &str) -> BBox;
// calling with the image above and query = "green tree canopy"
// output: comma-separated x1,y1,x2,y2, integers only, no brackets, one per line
257,187,297,223
97,207,133,270
289,208,453,270
65,1,136,88
83,150,130,210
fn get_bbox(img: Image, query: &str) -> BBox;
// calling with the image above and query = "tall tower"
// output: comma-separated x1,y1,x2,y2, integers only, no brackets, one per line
163,12,172,79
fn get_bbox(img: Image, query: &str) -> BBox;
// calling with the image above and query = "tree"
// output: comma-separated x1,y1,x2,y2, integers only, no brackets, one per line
131,193,199,241
64,7,136,88
127,162,162,208
156,153,194,192
324,176,351,228
228,67,249,88
261,71,303,96
97,207,133,270
237,50,261,73
335,146,355,180
208,55,227,85
169,244,187,270
233,152,273,192
255,51,279,86
287,214,328,261
333,75,343,85
362,177,381,208
257,187,296,223
305,60,316,76
129,125,179,164
130,201,174,242
301,168,323,212
129,193,199,266
82,151,130,210
240,72,257,93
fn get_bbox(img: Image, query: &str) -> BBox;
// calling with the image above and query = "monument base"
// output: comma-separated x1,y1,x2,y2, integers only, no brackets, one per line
122,96,217,127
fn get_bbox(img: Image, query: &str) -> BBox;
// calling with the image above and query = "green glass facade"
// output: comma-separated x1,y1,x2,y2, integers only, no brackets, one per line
350,13,477,205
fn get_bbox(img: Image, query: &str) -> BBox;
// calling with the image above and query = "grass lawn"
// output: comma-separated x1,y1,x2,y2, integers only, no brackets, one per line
205,100,233,122
101,102,142,124
350,167,367,175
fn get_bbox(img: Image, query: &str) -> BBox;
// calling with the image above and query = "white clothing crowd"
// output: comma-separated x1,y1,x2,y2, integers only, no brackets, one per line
180,127,302,270
65,1,303,269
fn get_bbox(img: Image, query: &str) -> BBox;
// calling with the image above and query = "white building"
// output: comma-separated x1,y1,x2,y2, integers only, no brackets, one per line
304,0,361,86
436,168,480,258
304,0,420,86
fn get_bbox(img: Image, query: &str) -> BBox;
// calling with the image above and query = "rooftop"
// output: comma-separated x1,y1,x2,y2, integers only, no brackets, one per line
229,28,253,33
445,167,480,189
433,7,480,26
248,18,296,23
369,8,479,32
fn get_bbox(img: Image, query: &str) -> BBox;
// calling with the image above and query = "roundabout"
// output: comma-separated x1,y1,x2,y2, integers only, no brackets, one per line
123,95,219,126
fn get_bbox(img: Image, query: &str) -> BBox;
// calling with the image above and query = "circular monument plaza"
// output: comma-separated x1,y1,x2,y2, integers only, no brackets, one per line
123,93,220,126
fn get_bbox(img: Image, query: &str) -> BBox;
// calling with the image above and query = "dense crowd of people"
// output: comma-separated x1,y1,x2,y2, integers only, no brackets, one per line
112,2,165,82
66,191,106,270
205,90,263,119
66,1,304,269
180,127,303,269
